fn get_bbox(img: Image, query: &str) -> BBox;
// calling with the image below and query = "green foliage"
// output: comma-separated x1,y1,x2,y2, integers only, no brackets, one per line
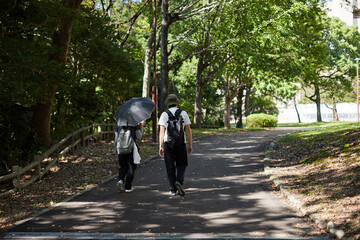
0,104,42,175
254,0,327,104
203,110,224,127
178,97,194,124
0,0,63,171
320,17,360,104
0,0,65,106
246,113,278,128
0,0,145,171
2,0,360,174
247,95,279,116
52,5,143,138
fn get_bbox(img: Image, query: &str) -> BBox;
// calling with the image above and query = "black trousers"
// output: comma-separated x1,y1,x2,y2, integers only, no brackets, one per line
118,152,137,190
163,142,188,192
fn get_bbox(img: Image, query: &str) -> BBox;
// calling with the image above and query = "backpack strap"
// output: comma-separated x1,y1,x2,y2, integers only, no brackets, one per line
174,108,182,119
165,109,175,120
166,109,182,119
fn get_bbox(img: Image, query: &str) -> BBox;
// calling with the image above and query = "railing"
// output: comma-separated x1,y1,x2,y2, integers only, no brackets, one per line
0,123,115,197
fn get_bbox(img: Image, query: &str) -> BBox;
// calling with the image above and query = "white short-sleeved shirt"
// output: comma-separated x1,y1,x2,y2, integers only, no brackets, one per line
158,107,191,143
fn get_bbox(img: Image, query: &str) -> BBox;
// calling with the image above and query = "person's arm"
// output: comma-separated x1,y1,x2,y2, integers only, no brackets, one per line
114,125,119,154
159,125,165,157
185,124,192,154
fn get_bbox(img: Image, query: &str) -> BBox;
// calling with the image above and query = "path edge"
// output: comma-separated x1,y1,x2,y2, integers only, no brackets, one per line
263,136,345,239
0,155,159,236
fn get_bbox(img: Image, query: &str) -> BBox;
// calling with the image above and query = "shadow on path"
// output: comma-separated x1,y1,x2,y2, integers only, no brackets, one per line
2,128,330,239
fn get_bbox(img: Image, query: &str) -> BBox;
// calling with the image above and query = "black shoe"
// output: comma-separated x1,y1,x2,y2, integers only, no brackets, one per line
175,182,185,196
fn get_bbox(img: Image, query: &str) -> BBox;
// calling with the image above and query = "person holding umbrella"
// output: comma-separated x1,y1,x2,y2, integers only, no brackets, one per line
114,97,155,193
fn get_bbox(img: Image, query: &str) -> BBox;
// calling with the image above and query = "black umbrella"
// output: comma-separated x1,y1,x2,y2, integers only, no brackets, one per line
114,97,155,126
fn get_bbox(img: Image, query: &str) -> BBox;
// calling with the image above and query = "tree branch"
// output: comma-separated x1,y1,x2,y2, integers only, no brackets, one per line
104,0,114,17
119,0,152,47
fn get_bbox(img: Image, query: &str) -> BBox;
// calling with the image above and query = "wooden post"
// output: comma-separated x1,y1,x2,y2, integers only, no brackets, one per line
12,166,20,190
80,124,85,147
89,122,94,145
98,124,102,141
70,130,75,154
35,155,42,180
104,124,108,140
55,141,60,164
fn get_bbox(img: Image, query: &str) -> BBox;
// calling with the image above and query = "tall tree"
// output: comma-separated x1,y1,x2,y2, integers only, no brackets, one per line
159,0,218,113
314,17,360,121
32,0,82,146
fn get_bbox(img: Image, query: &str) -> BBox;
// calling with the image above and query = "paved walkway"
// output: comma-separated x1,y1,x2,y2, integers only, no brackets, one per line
2,128,331,240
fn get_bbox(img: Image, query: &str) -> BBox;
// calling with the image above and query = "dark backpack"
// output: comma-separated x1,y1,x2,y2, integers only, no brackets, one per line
115,126,135,154
166,109,184,147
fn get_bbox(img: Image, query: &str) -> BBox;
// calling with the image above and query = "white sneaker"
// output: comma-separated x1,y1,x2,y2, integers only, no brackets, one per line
125,187,134,193
169,191,177,196
117,180,125,193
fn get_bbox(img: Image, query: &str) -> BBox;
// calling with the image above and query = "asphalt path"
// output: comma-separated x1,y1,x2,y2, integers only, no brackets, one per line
2,128,331,240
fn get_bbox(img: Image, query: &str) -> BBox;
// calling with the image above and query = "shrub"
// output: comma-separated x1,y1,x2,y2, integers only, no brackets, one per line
246,113,277,128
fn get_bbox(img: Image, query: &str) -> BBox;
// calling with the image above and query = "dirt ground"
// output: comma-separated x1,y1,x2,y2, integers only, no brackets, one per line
267,129,360,240
0,139,158,231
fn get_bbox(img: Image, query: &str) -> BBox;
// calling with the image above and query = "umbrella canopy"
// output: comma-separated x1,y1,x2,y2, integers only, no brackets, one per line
114,97,155,126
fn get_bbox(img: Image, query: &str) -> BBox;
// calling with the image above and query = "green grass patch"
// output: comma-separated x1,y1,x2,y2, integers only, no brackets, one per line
276,122,360,165
277,121,348,128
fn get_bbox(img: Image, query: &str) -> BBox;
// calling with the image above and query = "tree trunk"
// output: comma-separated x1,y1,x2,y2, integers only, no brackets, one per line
194,20,211,128
333,102,339,122
244,87,251,117
315,85,322,122
32,0,82,146
224,96,231,129
160,0,169,114
294,99,301,123
32,88,56,146
223,76,238,129
236,86,244,128
142,32,154,98
194,55,204,128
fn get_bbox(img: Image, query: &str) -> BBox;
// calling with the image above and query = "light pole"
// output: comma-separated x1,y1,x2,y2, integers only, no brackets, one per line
356,58,360,122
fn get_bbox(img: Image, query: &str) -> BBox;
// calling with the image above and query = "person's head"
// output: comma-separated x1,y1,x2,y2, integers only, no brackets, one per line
165,94,180,108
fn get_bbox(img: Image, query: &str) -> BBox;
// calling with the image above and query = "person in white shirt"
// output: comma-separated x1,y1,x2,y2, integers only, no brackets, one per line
158,94,192,196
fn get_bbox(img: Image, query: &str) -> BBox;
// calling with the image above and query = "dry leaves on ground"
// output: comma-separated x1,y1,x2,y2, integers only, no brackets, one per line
0,138,158,231
267,129,360,240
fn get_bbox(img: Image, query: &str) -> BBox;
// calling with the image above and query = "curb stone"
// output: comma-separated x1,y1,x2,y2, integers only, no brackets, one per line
264,137,345,240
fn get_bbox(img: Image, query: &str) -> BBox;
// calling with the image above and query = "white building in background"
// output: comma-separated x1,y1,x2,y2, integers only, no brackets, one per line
324,0,360,30
277,103,358,123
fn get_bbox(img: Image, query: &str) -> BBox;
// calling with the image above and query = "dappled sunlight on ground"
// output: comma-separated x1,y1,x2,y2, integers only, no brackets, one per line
2,129,328,238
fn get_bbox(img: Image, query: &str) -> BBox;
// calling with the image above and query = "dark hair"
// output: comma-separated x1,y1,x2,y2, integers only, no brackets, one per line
168,104,177,108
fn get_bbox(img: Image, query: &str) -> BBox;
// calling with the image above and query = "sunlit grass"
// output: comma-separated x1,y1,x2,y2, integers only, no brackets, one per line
274,121,360,167
277,121,350,128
